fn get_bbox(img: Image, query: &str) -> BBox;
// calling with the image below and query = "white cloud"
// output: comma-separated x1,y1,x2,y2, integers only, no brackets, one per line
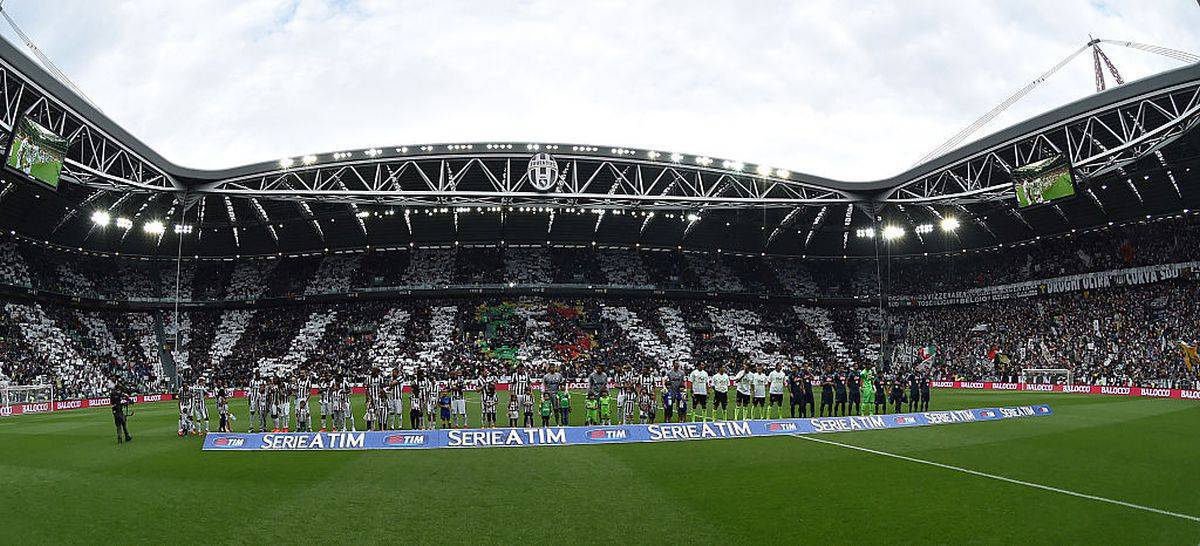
1,0,1197,180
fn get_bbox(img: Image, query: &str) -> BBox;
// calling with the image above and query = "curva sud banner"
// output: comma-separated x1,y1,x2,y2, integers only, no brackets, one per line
932,381,1200,400
202,404,1052,452
0,393,173,417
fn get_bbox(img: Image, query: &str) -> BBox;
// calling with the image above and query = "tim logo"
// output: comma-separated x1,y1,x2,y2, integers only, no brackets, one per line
767,422,797,432
588,429,627,441
894,416,915,424
213,437,245,447
979,410,997,418
384,434,425,446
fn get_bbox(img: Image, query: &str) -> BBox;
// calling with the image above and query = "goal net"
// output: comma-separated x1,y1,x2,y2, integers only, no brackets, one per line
1,383,55,408
1020,368,1072,385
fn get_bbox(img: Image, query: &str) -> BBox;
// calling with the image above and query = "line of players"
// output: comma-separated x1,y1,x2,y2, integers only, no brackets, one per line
175,362,933,435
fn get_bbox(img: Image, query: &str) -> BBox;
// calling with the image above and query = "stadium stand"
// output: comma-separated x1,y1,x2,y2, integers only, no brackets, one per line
1,215,1198,395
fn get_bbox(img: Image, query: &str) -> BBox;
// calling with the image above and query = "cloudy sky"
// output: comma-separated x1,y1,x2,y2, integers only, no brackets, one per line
1,0,1197,180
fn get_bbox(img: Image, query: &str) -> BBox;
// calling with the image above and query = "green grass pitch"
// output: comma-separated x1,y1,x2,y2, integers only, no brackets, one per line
2,390,1197,544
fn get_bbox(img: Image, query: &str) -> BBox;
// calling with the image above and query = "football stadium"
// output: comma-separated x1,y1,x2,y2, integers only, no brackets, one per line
1,2,1199,544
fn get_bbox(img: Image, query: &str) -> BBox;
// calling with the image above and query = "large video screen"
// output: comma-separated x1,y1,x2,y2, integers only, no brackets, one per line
6,117,68,189
1013,154,1076,208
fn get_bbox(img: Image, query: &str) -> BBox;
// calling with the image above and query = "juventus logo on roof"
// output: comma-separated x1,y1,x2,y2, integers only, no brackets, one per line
526,153,560,192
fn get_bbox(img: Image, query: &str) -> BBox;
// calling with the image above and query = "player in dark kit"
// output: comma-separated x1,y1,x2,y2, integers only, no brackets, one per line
920,374,931,411
890,380,905,414
802,370,815,418
874,376,888,414
833,374,847,416
819,375,834,417
908,375,921,412
787,368,804,418
847,372,861,416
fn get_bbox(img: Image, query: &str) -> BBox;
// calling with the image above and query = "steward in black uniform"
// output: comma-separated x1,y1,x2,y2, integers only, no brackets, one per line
908,375,921,412
833,375,847,416
920,374,931,411
890,381,905,414
847,373,861,416
787,370,804,418
819,375,834,417
874,377,888,414
111,384,132,444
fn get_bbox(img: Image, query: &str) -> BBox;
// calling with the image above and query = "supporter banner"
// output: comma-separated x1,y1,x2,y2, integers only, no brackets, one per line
932,381,1200,400
890,261,1200,307
0,393,174,417
201,404,1052,451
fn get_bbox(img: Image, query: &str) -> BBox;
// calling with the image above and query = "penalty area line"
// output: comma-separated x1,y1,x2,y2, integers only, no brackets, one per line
792,434,1200,524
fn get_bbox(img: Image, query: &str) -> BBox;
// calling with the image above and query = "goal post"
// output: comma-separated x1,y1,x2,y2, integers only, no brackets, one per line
1,383,55,408
1020,368,1073,385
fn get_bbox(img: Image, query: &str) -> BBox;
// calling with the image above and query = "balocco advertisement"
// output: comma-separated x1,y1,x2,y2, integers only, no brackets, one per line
932,381,1199,400
202,404,1053,451
0,394,174,417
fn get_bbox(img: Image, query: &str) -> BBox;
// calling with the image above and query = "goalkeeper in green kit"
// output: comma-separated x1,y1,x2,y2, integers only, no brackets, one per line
860,367,876,416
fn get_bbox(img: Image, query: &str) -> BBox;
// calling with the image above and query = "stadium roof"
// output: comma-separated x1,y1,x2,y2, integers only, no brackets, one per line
0,33,1198,258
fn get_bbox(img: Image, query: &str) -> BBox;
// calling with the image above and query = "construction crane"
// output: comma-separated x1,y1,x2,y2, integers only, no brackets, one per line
917,37,1199,165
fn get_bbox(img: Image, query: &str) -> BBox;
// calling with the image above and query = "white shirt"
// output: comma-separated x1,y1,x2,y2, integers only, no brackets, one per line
734,370,753,395
751,372,768,398
688,370,710,395
711,373,731,393
768,370,787,395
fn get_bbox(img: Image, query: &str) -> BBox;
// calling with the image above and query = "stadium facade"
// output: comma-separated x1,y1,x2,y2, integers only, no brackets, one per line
0,34,1196,259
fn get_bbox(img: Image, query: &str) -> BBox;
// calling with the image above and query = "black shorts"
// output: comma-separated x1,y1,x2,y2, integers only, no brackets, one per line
736,392,751,405
769,393,784,406
713,391,728,408
692,394,708,408
752,397,766,407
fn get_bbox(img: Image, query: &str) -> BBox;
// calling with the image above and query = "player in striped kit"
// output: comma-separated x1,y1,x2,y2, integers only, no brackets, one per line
509,364,532,420
275,376,292,432
190,378,210,434
247,372,262,433
294,372,313,432
177,384,192,436
422,372,438,430
317,373,332,432
638,368,658,424
617,365,637,424
328,374,346,431
387,368,405,430
341,374,357,432
449,372,468,429
480,371,498,428
365,368,386,431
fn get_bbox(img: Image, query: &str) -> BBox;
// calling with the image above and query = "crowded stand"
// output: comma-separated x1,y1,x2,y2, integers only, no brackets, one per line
0,216,1198,401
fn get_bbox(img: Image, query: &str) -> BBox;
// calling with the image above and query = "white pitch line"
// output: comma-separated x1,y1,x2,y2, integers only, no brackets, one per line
793,434,1200,524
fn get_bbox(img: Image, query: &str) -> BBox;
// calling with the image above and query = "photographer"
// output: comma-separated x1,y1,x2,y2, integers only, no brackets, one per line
111,382,133,445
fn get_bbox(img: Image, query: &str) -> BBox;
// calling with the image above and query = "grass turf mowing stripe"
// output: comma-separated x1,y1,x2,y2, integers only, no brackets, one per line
792,433,1200,524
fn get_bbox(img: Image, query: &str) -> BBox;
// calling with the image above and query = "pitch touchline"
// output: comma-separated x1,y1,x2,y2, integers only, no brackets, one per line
792,434,1200,524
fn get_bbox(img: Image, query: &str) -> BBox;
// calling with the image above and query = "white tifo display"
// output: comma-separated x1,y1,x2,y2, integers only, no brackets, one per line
1,383,54,407
1020,368,1073,385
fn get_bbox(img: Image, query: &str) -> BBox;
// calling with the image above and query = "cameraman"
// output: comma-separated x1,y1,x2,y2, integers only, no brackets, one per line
111,382,133,445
